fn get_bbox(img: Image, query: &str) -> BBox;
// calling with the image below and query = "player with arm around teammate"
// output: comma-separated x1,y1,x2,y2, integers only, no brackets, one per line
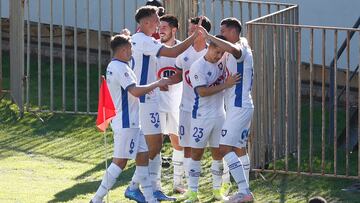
184,35,241,203
90,34,169,203
201,17,255,202
125,5,201,202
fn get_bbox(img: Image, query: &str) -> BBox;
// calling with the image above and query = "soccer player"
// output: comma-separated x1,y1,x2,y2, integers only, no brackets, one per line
218,17,255,202
125,6,201,202
90,34,169,203
156,14,185,193
185,35,241,203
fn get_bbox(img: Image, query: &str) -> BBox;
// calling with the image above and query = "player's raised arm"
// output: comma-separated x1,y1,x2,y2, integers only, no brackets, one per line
197,23,242,59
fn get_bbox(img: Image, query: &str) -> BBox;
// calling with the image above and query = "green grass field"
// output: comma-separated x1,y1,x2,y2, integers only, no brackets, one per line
1,53,360,202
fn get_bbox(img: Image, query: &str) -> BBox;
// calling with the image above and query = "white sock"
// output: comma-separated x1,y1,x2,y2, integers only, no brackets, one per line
93,163,122,201
136,166,156,202
224,152,248,194
188,159,201,192
149,154,161,191
222,159,231,184
239,154,250,183
183,157,191,186
129,170,140,190
172,149,184,186
211,160,223,190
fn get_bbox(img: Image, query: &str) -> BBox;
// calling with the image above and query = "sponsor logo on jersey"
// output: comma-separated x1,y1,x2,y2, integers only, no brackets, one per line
184,70,192,87
157,66,177,79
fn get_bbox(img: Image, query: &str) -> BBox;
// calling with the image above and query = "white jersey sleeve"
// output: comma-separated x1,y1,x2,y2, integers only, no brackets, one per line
117,62,137,90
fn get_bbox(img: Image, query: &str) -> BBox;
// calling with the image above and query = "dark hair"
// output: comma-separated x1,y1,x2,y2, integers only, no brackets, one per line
190,16,211,33
110,34,131,53
160,14,179,29
145,0,163,7
209,35,227,47
145,0,165,16
135,6,159,23
221,17,242,34
309,197,327,203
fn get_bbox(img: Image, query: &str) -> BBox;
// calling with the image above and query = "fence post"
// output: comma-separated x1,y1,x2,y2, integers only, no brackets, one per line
10,0,25,115
164,0,198,40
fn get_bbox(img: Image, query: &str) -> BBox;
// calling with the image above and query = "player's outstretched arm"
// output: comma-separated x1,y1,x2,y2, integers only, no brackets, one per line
128,78,169,97
196,73,241,97
198,26,242,59
158,33,197,58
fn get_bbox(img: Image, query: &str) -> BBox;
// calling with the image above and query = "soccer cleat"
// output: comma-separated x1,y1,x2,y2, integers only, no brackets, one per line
183,191,199,203
224,191,254,203
173,184,187,194
153,190,177,201
221,182,232,196
124,186,146,203
213,188,226,201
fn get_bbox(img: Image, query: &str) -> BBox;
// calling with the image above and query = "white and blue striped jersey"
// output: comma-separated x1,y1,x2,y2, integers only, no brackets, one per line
175,46,207,112
189,56,226,119
156,40,183,113
106,59,139,130
224,38,254,109
131,32,164,104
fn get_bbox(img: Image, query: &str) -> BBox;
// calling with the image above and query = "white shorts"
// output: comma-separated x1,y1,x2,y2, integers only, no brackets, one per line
189,116,225,148
140,103,162,135
178,110,192,147
220,108,254,148
113,128,148,159
159,111,179,135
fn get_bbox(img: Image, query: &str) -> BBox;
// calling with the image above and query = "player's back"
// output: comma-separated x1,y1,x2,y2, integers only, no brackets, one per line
131,32,164,103
224,38,254,109
189,57,226,119
176,46,207,112
106,59,140,130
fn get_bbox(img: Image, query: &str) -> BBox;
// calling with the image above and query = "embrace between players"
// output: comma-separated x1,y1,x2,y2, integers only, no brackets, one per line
91,4,254,203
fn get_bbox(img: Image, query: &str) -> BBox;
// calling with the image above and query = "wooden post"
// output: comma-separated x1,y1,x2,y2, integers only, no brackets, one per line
10,0,25,114
164,0,198,40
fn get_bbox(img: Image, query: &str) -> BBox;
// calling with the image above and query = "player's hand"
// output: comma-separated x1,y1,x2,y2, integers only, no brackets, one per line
157,78,170,91
193,16,204,38
225,73,241,88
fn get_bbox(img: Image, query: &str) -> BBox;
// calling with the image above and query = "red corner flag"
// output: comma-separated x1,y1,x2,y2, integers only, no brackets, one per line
96,76,116,132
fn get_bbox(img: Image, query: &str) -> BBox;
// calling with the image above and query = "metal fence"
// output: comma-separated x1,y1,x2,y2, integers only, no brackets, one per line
247,5,360,179
3,0,360,179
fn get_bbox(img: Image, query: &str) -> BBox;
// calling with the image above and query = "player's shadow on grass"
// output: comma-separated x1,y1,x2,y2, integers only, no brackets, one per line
49,164,135,203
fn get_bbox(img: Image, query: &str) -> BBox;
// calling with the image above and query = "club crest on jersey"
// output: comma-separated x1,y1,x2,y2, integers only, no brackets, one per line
194,75,199,80
218,62,224,70
157,66,177,78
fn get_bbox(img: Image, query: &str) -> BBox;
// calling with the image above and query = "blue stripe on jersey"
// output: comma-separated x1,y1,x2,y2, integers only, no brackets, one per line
192,90,200,119
139,55,150,103
121,87,130,128
234,62,244,107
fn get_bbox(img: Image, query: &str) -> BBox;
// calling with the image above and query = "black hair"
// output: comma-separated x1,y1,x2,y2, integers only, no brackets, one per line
190,16,211,33
145,0,165,16
220,17,242,34
160,14,179,29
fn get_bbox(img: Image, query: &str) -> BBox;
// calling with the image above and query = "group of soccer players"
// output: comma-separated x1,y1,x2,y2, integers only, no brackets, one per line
90,2,254,203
